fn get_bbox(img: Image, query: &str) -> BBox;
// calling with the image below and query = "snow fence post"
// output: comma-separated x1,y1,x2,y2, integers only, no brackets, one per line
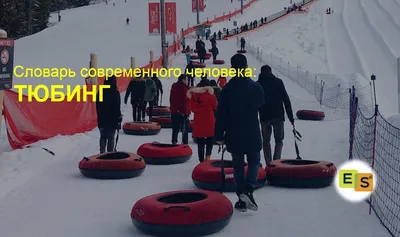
130,57,136,70
287,62,290,78
296,66,299,82
89,53,98,87
336,84,341,109
397,57,400,113
173,35,176,56
223,12,225,21
0,29,7,135
150,51,154,68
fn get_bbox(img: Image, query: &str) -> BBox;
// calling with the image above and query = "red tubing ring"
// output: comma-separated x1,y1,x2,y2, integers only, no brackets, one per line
192,62,206,68
150,116,172,128
137,142,193,165
146,106,171,116
213,59,225,65
123,122,161,136
79,152,146,179
192,160,266,191
131,190,233,236
265,159,336,188
296,110,325,121
190,55,199,59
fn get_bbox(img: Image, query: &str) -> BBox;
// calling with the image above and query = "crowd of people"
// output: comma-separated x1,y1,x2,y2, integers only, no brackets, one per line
208,1,309,40
95,52,295,213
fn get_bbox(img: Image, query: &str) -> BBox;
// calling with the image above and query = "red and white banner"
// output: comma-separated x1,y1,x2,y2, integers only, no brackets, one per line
148,2,161,35
192,0,204,12
165,2,177,34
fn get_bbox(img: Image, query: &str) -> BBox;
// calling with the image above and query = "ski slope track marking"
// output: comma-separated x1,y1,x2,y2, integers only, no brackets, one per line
324,0,365,77
362,0,400,58
377,0,400,44
343,0,396,114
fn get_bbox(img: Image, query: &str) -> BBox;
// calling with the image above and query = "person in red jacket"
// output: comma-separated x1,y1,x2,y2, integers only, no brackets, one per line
217,76,227,87
170,74,190,144
187,79,218,162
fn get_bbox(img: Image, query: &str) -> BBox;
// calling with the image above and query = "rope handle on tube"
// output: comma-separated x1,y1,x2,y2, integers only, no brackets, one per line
292,125,302,160
218,144,227,193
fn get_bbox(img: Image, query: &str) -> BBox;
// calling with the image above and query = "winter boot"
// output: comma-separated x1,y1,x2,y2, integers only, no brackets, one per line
234,199,247,212
239,192,258,211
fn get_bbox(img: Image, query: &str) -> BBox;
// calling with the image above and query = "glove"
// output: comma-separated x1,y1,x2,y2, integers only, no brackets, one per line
289,117,294,125
118,116,123,123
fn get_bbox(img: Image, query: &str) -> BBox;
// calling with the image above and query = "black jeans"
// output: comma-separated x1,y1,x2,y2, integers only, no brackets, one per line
99,128,116,153
171,113,189,144
261,120,284,164
199,56,205,63
231,151,261,197
143,100,154,121
212,54,217,60
241,44,245,51
132,98,144,121
196,137,213,162
187,77,195,87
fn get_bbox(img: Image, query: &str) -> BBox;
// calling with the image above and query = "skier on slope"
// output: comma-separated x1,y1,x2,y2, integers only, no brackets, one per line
96,75,122,153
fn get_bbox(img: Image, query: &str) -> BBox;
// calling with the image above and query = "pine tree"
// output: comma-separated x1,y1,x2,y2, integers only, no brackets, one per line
32,0,51,33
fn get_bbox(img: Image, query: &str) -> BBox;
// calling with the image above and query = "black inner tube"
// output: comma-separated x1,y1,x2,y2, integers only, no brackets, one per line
281,160,319,165
97,152,130,160
157,192,208,203
151,143,179,148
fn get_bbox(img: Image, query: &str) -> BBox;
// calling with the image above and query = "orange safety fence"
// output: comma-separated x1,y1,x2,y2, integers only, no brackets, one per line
4,0,258,149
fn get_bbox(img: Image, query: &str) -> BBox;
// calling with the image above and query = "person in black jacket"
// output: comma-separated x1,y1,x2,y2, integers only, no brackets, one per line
211,45,219,60
240,37,246,51
185,61,196,87
210,37,217,47
151,74,163,105
96,75,122,153
215,54,265,212
257,65,294,165
198,45,206,63
124,75,146,121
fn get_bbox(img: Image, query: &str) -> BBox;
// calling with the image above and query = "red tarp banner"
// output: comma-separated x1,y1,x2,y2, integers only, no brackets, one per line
192,0,205,12
148,2,161,35
165,2,177,34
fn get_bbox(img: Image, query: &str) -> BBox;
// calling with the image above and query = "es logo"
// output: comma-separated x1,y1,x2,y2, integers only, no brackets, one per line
334,160,377,203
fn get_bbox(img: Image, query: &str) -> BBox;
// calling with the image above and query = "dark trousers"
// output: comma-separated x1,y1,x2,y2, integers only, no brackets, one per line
199,57,205,63
132,99,144,121
99,128,116,153
240,44,245,51
188,77,195,87
261,120,284,164
212,54,217,60
143,100,154,121
171,113,189,144
231,151,261,197
196,137,213,162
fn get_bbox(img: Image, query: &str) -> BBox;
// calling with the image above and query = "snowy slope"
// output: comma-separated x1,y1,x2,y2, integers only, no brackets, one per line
12,0,247,91
0,39,391,237
247,6,329,73
210,0,289,32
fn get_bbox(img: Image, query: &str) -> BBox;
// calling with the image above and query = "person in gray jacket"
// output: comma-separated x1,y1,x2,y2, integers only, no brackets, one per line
142,76,157,121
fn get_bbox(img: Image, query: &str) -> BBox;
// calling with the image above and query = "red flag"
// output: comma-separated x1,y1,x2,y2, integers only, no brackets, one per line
165,2,177,34
192,0,204,12
148,3,160,35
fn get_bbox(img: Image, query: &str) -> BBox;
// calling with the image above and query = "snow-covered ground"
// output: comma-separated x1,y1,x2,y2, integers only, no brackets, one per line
210,0,289,32
0,38,391,237
0,0,397,236
13,0,247,91
239,0,400,116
